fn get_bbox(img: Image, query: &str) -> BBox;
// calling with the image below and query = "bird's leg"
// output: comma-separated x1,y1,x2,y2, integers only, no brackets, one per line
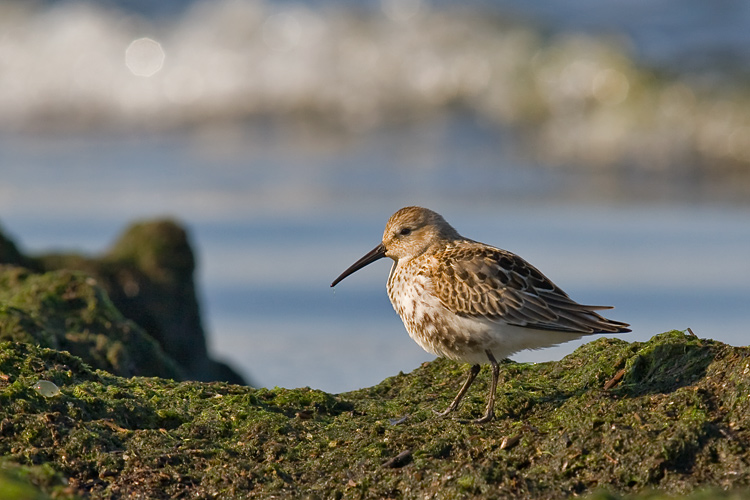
434,363,480,417
474,351,500,424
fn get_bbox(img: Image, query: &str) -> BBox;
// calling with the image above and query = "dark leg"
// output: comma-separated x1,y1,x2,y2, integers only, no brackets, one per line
434,363,480,417
474,351,500,424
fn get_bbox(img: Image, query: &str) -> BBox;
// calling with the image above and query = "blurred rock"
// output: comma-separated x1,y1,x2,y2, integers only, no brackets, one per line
0,220,247,385
0,229,30,267
0,265,183,380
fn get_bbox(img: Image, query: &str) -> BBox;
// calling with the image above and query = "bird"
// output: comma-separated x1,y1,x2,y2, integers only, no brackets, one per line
331,206,630,423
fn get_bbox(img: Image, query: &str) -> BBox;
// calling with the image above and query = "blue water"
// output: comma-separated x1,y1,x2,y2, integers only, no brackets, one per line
2,124,749,392
487,0,750,75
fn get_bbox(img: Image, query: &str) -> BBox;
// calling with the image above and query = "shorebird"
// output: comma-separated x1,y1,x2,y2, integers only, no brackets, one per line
331,206,630,423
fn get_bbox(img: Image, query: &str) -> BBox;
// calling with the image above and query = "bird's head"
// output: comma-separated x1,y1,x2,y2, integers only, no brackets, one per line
331,206,460,287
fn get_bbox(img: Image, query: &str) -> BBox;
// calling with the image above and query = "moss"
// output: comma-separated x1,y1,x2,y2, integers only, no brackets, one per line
0,225,31,268
2,331,750,498
102,220,195,281
0,220,246,384
0,266,183,380
0,460,78,500
585,489,750,500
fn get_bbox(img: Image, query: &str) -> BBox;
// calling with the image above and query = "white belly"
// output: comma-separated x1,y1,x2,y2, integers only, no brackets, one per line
386,261,586,364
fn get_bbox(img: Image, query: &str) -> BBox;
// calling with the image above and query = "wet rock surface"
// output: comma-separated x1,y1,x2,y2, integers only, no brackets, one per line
1,331,749,499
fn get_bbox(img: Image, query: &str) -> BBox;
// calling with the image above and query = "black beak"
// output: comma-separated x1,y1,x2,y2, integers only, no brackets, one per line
331,243,387,287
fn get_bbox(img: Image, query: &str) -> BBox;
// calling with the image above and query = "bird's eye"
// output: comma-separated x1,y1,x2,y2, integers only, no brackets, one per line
399,227,412,236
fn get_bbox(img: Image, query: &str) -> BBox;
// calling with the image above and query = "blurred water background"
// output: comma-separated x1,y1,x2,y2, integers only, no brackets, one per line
1,0,749,392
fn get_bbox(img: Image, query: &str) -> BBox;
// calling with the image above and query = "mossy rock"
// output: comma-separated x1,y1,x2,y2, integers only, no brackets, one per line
1,331,750,498
0,220,246,385
0,227,30,268
32,220,214,379
0,461,77,500
0,265,183,380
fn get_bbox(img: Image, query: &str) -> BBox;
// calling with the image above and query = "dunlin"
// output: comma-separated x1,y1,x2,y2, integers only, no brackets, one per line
331,206,630,423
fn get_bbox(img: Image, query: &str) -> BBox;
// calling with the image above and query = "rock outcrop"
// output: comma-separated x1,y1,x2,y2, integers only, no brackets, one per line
0,221,245,385
1,331,749,499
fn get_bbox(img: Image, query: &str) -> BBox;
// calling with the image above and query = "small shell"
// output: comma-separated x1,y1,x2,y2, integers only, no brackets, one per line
33,380,60,397
500,434,521,450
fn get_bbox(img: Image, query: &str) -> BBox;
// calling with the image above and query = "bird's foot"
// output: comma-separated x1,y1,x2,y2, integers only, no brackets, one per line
432,406,456,418
472,410,494,424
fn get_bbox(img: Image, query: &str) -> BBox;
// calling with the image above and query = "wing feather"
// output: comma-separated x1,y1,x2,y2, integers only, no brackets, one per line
429,243,631,334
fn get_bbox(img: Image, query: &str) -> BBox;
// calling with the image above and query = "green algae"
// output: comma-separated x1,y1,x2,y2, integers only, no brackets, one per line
101,219,196,281
0,265,183,380
1,330,750,498
0,219,246,384
0,226,31,268
0,462,76,500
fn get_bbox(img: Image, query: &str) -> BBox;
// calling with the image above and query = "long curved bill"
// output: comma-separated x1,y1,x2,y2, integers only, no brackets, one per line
331,243,387,287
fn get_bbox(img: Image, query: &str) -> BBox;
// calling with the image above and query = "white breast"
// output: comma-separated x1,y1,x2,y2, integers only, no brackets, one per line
386,259,492,362
385,259,588,365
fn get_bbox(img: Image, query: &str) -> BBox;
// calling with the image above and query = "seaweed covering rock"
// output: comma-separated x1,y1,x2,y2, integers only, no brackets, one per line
0,221,245,385
1,331,750,499
0,266,182,380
